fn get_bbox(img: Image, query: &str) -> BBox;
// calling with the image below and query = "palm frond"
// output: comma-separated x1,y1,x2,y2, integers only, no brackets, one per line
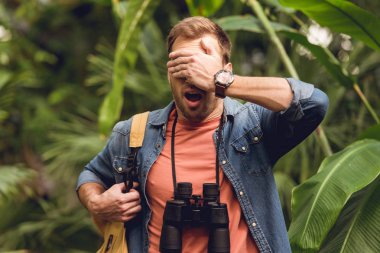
0,165,36,202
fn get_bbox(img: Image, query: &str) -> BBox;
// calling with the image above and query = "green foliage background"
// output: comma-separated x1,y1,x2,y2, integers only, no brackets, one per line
0,0,379,252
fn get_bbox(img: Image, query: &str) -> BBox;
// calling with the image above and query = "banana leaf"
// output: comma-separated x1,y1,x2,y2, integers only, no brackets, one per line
98,0,159,135
288,139,380,252
279,0,380,52
358,124,380,141
216,15,353,87
186,0,224,17
319,178,380,253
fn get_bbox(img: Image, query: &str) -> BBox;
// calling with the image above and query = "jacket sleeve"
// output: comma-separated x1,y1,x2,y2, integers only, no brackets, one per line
257,78,329,164
76,122,128,191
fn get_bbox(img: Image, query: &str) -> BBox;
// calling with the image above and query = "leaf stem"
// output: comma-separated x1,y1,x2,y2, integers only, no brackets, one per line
315,126,333,157
353,83,380,124
249,0,299,79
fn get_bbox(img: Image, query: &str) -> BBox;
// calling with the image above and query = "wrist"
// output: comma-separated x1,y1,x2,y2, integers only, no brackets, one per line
87,193,103,213
214,69,234,98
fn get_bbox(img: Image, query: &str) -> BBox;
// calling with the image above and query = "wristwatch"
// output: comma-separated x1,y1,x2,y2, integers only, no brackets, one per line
214,70,234,98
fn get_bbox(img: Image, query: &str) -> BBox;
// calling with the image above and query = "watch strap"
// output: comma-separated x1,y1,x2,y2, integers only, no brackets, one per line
215,83,227,98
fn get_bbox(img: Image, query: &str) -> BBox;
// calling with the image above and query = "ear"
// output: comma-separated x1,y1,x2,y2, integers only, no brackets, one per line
224,62,233,72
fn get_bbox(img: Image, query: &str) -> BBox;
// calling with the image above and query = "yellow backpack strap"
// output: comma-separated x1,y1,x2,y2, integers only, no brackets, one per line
95,112,149,253
129,111,149,148
124,111,149,191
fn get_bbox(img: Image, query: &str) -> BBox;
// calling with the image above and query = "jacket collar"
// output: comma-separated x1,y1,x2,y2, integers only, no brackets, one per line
149,97,241,127
149,101,175,127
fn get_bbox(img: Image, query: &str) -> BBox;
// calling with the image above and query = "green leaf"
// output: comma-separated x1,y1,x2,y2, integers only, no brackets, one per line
217,15,293,33
216,15,354,87
279,0,380,52
0,70,11,90
319,179,380,253
0,166,36,202
186,0,224,17
98,0,160,135
358,124,380,141
288,139,380,252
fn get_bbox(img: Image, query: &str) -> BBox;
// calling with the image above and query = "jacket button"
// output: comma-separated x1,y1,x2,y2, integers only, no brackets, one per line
252,222,257,227
253,136,259,142
241,146,246,151
239,191,244,196
118,167,123,172
222,160,227,165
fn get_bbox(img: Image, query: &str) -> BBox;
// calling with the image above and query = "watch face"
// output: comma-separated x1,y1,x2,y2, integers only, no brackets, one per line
216,71,233,84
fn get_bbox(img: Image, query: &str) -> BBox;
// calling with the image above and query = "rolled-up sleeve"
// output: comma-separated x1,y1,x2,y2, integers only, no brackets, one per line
280,78,315,121
258,78,329,163
76,170,107,191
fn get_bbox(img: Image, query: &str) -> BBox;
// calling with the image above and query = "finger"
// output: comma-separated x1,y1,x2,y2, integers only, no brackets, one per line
132,182,139,189
115,189,140,204
169,50,195,59
121,202,141,215
121,205,142,221
201,37,217,56
171,70,190,79
124,189,141,201
112,182,126,192
167,56,193,68
119,199,140,213
168,64,189,74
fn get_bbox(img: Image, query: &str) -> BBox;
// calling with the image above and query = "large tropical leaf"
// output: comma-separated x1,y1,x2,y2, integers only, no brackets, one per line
185,0,224,17
319,178,380,253
98,0,160,135
288,139,380,252
358,124,380,141
216,15,354,87
279,0,380,52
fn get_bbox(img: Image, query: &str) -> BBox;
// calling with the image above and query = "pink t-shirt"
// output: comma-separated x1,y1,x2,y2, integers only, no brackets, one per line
146,110,259,253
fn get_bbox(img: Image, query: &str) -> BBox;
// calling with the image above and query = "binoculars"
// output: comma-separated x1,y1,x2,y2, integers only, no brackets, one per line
159,182,230,253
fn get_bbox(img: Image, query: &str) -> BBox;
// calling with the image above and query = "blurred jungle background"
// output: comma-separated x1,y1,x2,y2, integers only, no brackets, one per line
0,0,379,252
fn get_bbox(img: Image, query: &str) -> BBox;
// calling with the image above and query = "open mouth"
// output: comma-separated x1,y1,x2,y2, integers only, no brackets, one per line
185,92,202,102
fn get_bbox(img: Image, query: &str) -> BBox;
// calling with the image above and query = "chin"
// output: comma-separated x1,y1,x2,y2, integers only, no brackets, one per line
183,111,207,123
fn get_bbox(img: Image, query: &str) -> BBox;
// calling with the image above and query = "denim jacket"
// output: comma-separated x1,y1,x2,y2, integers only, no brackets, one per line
77,78,328,253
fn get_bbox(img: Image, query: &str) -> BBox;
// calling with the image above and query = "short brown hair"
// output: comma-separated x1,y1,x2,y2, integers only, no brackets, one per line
167,16,231,64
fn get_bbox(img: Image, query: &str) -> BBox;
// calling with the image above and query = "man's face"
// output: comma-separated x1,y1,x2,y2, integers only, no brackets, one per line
168,35,224,122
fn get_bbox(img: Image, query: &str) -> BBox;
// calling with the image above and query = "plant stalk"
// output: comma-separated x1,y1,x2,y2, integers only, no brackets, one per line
353,83,380,124
249,0,299,79
248,0,333,156
315,126,333,157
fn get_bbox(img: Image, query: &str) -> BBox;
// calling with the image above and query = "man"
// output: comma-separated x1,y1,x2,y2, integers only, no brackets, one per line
77,16,328,253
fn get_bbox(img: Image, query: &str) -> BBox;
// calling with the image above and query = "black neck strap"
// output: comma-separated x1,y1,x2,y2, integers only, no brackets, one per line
171,112,225,202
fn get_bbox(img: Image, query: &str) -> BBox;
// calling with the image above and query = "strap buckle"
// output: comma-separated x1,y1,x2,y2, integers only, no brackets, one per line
123,149,138,192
